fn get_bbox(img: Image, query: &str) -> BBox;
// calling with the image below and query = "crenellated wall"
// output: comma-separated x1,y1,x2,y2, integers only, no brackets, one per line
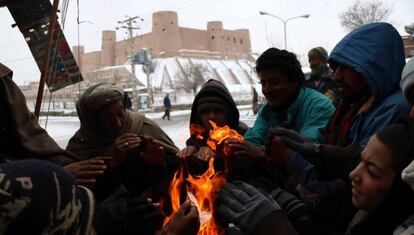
74,11,252,73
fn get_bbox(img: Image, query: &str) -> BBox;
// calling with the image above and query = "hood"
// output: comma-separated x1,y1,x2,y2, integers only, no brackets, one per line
189,79,239,129
329,22,405,100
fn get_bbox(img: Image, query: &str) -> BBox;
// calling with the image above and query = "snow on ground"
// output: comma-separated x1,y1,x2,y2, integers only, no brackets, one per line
40,105,257,150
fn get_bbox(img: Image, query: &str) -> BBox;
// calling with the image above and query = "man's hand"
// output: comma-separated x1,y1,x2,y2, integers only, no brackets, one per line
226,139,266,160
63,156,111,188
177,146,197,159
161,201,200,235
217,181,281,234
141,137,165,166
267,127,320,156
264,136,294,167
114,133,141,153
113,133,141,167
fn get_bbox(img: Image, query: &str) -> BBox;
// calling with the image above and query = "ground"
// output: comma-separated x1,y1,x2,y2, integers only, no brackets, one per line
40,105,257,149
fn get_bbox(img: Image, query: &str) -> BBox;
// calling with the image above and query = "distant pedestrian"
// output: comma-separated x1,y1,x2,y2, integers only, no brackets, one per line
252,87,259,114
123,92,132,110
162,93,171,120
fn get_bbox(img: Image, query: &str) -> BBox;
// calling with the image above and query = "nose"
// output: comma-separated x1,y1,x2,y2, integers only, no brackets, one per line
332,66,342,82
115,117,123,128
208,111,217,121
410,106,414,120
349,162,362,183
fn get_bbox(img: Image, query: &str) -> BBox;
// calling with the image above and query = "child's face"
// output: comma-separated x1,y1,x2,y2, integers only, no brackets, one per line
349,135,396,211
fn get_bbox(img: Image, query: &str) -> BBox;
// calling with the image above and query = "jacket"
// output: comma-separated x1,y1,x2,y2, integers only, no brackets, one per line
244,87,335,145
329,22,410,146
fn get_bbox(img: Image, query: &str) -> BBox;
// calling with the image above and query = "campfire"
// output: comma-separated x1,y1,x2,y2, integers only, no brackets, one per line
163,121,244,235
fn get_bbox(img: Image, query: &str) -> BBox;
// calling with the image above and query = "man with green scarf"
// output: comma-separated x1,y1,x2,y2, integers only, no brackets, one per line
305,47,340,104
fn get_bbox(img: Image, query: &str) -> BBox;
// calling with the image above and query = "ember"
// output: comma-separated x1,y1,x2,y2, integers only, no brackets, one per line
163,121,244,235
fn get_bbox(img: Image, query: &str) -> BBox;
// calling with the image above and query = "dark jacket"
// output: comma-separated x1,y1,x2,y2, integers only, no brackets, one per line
163,95,171,108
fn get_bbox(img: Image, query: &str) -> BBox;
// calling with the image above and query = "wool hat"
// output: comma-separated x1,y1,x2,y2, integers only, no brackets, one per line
308,47,329,63
400,58,414,103
197,96,229,116
0,159,94,235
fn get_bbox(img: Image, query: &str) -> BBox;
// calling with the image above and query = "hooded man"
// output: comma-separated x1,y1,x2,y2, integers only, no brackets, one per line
305,47,340,104
0,63,78,165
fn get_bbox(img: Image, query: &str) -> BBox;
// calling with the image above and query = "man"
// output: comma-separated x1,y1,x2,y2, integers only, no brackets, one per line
267,22,411,233
305,47,340,104
162,93,171,120
0,63,77,165
229,48,335,160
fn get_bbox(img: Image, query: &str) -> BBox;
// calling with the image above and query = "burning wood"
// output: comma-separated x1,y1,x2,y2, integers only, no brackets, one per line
163,121,244,235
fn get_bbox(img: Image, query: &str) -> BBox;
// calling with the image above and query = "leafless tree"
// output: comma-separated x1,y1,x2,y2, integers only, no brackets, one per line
176,63,211,95
340,0,392,31
406,23,414,36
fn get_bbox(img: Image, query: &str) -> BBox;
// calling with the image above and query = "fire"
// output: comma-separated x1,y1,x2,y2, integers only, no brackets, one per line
190,123,205,140
207,120,244,156
163,121,244,235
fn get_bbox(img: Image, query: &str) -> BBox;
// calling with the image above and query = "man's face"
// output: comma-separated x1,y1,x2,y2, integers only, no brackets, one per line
309,57,322,67
96,100,126,137
259,69,299,110
331,63,369,101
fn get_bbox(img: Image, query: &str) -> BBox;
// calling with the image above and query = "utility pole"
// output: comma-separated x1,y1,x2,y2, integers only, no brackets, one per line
116,15,143,110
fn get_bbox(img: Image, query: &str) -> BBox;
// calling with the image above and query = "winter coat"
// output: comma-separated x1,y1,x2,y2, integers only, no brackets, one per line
0,63,78,165
329,22,410,146
244,87,335,146
163,95,171,108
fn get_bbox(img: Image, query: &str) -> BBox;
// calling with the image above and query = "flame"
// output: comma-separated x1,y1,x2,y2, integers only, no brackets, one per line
163,121,243,235
207,121,244,156
190,123,205,140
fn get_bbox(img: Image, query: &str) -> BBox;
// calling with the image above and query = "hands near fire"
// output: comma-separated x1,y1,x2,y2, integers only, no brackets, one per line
226,138,266,160
161,201,200,235
141,137,166,166
266,127,321,164
217,181,281,234
177,146,215,162
63,156,111,188
113,133,142,167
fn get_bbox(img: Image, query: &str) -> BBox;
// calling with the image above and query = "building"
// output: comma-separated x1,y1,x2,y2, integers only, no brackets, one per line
73,11,252,73
403,35,414,58
21,11,259,112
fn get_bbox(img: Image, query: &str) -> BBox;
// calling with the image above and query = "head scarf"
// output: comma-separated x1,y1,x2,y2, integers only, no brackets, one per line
67,83,178,158
0,159,94,235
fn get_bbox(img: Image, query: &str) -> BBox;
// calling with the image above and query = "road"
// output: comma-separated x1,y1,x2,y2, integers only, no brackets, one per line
40,106,257,150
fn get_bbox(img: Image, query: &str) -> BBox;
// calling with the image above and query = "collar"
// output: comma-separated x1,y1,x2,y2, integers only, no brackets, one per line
357,96,375,115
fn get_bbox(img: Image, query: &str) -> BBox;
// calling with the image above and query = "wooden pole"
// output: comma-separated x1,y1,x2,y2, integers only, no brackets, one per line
34,0,60,118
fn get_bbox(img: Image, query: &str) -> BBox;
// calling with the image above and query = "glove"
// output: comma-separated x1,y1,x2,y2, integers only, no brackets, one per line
266,127,321,157
94,191,163,235
270,188,308,219
217,181,281,234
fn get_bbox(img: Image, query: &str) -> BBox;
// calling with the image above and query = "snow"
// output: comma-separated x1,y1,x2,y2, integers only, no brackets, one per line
40,105,256,150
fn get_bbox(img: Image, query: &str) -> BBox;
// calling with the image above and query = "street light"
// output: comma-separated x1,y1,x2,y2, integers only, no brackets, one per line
259,11,309,49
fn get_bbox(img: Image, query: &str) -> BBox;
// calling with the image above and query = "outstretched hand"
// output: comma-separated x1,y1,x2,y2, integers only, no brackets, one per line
266,127,320,156
217,181,281,234
161,201,200,235
142,137,166,166
63,156,111,188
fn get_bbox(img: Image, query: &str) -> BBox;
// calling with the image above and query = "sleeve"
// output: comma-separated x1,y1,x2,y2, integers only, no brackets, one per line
243,105,270,146
299,96,335,142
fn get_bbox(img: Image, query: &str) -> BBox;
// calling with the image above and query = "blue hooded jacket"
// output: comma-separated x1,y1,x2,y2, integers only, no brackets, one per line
287,23,411,192
329,22,410,145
